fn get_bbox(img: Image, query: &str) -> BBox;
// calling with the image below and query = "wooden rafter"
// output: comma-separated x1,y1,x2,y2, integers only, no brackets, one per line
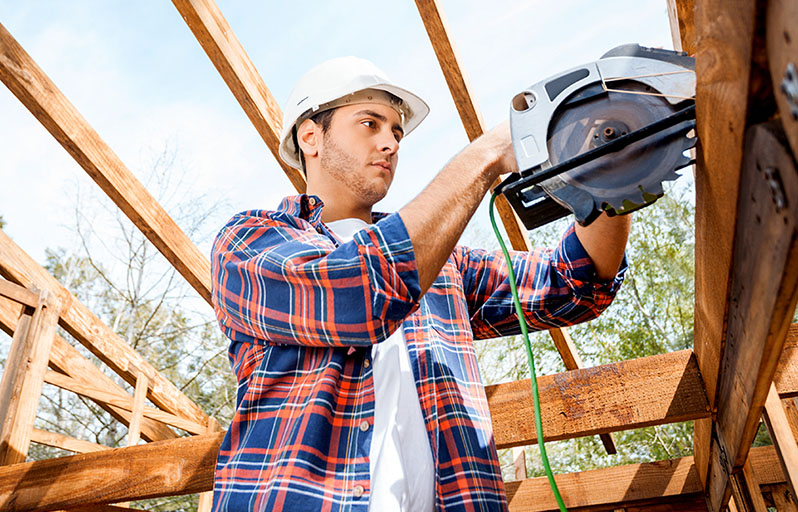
0,22,213,305
413,0,617,455
0,434,784,512
171,0,306,193
0,291,61,465
0,228,209,429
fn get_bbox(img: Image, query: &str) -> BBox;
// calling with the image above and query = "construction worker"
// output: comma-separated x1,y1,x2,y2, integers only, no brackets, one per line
210,57,630,511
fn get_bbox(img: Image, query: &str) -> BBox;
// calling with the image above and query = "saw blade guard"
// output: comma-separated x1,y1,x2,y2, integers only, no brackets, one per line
504,44,697,229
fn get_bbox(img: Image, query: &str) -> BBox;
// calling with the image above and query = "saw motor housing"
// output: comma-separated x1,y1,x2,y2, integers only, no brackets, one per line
497,44,697,230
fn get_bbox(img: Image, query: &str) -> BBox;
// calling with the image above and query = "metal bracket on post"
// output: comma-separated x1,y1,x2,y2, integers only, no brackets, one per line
781,62,798,120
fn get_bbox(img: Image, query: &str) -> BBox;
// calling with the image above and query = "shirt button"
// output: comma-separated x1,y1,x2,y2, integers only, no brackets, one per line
308,197,316,206
363,359,370,368
353,485,365,498
359,420,370,432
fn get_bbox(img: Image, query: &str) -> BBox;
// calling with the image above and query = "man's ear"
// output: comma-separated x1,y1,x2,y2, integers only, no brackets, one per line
296,118,320,159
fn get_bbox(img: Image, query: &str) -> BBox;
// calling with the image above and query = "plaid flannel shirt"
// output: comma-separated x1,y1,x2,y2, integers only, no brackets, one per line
211,194,626,512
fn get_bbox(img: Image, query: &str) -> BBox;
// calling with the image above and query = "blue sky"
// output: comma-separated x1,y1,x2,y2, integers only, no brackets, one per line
0,1,676,270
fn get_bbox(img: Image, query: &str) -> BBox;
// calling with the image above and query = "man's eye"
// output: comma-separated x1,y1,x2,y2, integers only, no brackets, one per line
362,120,375,128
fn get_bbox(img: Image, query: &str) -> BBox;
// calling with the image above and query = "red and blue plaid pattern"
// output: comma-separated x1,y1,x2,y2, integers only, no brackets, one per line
210,195,625,511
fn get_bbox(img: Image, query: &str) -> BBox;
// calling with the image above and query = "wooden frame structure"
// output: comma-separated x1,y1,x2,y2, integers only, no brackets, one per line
0,0,797,510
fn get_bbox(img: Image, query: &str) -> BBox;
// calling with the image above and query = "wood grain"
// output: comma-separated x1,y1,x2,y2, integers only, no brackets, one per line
707,122,798,511
0,228,209,429
0,279,38,308
763,383,798,502
487,349,710,449
29,429,109,454
692,0,758,488
0,22,213,304
507,455,701,511
171,0,306,193
506,446,782,512
0,299,177,442
126,373,149,446
667,0,697,54
0,292,61,465
774,325,798,397
0,432,224,511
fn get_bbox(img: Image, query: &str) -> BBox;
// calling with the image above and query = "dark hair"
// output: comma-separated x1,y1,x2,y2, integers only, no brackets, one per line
292,108,336,174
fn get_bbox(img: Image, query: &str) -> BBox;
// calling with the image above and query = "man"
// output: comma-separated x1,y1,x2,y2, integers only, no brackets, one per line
211,57,629,511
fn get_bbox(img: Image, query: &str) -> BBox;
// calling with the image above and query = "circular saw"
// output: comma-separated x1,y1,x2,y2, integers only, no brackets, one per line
495,44,697,230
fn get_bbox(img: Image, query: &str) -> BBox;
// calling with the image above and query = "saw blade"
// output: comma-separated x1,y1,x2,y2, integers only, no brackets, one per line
543,81,694,218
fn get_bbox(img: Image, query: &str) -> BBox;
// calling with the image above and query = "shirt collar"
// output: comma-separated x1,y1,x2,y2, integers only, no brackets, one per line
277,194,391,227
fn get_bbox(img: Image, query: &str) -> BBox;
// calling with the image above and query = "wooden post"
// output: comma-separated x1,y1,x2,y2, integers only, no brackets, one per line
126,373,149,447
764,383,798,499
728,458,768,512
666,0,696,54
512,447,527,481
692,0,759,490
0,290,62,465
197,417,221,512
701,120,798,511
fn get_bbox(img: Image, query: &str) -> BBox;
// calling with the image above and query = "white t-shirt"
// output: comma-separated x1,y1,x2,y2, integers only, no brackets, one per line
326,218,435,512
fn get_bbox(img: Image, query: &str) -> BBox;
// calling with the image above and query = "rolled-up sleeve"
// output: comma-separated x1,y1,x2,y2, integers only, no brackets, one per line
211,210,420,347
456,223,626,339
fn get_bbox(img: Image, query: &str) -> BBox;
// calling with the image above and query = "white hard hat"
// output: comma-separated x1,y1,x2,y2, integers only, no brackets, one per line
278,56,430,169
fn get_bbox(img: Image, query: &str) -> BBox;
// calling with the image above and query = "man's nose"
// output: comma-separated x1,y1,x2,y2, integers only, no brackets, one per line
377,130,399,155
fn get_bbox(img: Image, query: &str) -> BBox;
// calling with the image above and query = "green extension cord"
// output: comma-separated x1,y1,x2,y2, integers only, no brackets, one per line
489,192,567,512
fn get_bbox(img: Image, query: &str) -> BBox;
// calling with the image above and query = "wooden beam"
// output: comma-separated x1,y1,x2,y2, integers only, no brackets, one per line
0,434,782,512
704,121,798,512
507,455,701,511
0,299,177,443
763,383,798,500
487,349,710,449
506,446,783,512
774,325,798,397
0,292,61,465
0,432,224,511
29,429,109,454
766,0,798,159
0,228,209,428
126,373,148,446
170,0,306,193
692,0,759,488
43,372,206,435
0,22,212,304
0,279,38,308
667,0,696,54
547,327,617,453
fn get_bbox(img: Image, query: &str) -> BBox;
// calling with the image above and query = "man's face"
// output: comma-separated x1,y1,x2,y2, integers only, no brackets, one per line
317,102,404,208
